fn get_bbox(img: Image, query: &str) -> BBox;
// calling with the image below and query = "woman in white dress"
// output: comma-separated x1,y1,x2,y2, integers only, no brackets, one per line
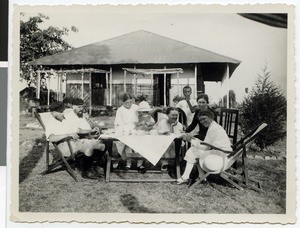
114,92,138,169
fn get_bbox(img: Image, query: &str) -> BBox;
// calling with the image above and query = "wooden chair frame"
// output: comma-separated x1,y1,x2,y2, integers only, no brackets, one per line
219,108,239,145
34,110,78,182
190,123,268,192
151,107,187,129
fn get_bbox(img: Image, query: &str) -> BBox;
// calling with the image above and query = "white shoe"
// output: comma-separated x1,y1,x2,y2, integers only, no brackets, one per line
161,164,168,172
176,177,189,185
112,161,119,169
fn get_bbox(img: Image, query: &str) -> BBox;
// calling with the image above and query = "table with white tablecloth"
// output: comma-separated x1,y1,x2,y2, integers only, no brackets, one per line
100,133,184,182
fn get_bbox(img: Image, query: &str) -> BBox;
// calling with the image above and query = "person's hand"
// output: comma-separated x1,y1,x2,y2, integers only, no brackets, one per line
70,133,79,140
146,121,155,127
191,138,202,148
181,133,193,142
83,113,90,119
171,121,178,127
194,106,200,112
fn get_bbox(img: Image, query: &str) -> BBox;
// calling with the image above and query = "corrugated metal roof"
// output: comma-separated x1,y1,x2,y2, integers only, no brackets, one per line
29,30,241,67
123,68,184,76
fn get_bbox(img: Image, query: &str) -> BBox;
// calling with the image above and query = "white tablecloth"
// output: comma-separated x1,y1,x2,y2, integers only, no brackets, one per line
100,134,179,165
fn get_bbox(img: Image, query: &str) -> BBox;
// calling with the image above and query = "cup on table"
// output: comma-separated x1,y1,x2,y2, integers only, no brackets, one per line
98,122,105,127
115,128,123,136
101,129,108,134
131,129,138,135
123,129,131,136
136,130,146,136
150,129,158,135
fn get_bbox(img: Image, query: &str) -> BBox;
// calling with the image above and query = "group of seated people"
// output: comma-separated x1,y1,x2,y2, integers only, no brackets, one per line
45,100,107,180
112,88,232,185
44,86,232,185
114,92,184,173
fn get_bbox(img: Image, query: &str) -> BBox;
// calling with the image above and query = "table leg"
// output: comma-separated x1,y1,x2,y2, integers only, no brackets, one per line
105,140,113,183
105,155,111,183
174,139,182,179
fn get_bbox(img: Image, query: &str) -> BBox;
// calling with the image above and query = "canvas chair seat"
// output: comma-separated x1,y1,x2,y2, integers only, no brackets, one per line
35,110,79,182
190,123,268,192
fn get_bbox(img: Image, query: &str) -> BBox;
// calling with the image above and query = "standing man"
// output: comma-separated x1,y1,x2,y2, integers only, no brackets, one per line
176,85,198,128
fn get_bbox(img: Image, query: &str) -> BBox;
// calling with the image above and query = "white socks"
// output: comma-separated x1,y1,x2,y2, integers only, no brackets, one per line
181,162,194,180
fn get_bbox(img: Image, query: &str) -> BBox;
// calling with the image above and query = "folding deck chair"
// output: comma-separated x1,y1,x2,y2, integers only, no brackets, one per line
151,107,164,123
190,123,268,192
34,110,78,182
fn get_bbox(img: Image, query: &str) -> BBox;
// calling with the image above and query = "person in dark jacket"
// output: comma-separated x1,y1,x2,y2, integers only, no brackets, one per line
185,93,217,141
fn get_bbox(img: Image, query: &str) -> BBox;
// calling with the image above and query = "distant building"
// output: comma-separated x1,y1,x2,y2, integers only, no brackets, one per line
29,30,240,108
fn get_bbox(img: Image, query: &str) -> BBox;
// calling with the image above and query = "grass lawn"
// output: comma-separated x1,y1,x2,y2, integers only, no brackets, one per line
18,115,286,214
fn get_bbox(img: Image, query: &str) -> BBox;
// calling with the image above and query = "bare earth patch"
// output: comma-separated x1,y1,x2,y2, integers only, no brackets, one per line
18,115,286,213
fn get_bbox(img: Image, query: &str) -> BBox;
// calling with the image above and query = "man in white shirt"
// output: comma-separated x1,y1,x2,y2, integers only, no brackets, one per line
45,101,106,179
177,109,232,184
176,86,198,131
155,107,184,172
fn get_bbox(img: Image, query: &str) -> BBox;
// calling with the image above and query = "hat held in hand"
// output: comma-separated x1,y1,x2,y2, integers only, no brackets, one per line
199,150,229,174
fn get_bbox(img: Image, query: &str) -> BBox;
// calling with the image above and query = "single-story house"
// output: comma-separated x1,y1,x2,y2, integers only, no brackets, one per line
29,30,241,110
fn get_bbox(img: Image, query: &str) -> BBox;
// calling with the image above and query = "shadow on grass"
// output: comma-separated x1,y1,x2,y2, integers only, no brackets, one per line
19,137,45,184
206,178,255,213
120,194,156,213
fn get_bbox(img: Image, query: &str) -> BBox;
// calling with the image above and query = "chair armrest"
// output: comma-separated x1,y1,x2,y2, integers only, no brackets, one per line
78,131,101,139
54,136,74,145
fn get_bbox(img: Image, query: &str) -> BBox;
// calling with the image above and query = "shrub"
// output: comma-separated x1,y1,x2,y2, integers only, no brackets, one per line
240,65,286,149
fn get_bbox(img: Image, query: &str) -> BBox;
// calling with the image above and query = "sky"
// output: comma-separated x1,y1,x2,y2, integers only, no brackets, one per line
20,4,288,103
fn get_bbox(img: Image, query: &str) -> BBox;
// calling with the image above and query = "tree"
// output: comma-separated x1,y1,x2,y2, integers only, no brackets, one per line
20,13,78,86
240,64,286,149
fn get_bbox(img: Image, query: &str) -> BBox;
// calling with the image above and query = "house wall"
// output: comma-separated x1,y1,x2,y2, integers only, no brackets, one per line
65,73,91,104
64,64,200,107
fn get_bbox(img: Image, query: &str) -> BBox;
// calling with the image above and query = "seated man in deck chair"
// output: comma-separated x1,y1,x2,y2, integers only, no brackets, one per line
177,109,232,185
46,101,106,179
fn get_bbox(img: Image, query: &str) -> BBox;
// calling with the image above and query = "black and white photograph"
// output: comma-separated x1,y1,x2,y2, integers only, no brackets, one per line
10,3,295,223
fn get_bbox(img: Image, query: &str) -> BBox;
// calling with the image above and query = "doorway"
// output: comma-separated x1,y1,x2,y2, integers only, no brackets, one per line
153,74,171,106
91,73,106,106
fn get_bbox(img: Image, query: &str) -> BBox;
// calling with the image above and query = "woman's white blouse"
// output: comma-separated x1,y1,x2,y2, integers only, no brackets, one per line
114,104,138,130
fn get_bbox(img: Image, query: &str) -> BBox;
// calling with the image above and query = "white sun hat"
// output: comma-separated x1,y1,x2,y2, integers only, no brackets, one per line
199,150,229,174
137,101,152,112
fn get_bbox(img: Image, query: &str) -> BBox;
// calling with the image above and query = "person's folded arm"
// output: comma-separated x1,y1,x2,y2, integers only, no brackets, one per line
147,118,156,126
76,128,92,134
191,138,207,150
48,133,79,143
192,105,198,113
82,113,100,129
76,127,99,135
185,111,198,133
209,131,233,152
